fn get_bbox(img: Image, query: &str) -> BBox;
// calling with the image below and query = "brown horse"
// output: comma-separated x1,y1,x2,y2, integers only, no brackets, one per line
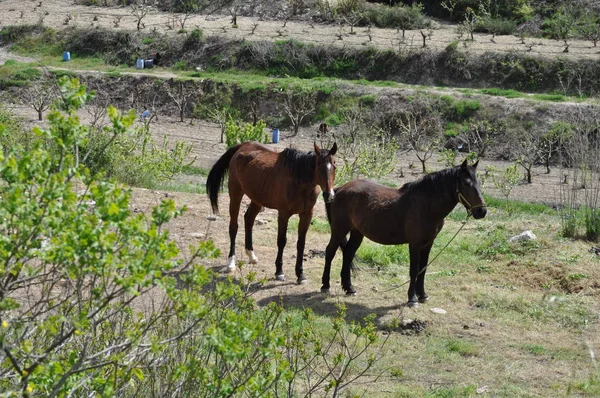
321,160,487,307
207,141,337,283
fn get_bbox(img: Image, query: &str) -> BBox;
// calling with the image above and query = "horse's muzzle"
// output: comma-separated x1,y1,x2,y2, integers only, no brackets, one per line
323,192,335,203
472,206,487,219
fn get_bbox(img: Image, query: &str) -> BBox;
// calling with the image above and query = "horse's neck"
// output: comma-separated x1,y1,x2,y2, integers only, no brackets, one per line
402,177,458,219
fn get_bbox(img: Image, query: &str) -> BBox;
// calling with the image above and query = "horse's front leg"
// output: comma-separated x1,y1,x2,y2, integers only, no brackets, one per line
416,243,433,303
407,244,421,307
295,209,313,284
340,230,363,295
244,201,262,264
275,212,291,281
226,189,243,273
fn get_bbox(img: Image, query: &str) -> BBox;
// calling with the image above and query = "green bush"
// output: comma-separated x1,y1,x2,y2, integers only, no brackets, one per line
363,2,430,31
0,78,387,396
83,110,193,187
224,118,268,148
475,16,518,35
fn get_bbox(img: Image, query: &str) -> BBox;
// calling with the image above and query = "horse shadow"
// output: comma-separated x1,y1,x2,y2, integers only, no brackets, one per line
255,290,406,331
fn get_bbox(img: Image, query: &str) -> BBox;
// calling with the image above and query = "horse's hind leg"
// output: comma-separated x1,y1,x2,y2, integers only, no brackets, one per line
244,201,262,264
294,209,313,285
274,212,291,281
416,243,433,303
340,230,363,295
226,185,244,273
407,244,421,307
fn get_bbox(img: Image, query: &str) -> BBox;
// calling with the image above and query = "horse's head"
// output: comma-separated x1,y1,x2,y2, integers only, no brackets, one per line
314,142,337,203
457,159,487,219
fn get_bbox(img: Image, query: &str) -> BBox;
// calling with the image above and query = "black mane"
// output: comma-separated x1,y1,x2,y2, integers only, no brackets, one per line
282,148,321,184
399,167,459,196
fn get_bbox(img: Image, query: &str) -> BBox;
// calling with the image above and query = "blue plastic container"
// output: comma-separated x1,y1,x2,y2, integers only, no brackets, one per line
136,59,144,69
63,51,71,61
272,128,280,144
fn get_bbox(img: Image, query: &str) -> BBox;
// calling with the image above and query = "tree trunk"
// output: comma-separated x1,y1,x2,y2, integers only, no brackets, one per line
38,110,43,121
420,158,426,173
526,168,532,183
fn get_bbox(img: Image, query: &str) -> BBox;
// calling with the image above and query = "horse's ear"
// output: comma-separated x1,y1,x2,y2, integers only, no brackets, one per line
473,159,479,169
460,159,468,168
329,142,338,156
314,142,321,155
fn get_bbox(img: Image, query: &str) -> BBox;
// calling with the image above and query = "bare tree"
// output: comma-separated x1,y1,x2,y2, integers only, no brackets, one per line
397,108,442,173
130,2,151,31
18,80,57,121
457,120,498,159
165,80,197,122
281,89,317,137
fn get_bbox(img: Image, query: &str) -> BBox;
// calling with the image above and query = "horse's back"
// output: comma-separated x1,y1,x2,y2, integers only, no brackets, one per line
331,179,412,245
228,142,318,212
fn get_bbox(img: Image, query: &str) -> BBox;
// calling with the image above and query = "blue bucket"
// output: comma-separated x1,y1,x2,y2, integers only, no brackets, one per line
136,59,144,69
272,128,280,144
63,51,70,61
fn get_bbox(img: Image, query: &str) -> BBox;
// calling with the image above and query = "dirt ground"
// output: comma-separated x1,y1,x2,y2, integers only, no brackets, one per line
4,101,573,297
1,0,600,61
2,2,600,392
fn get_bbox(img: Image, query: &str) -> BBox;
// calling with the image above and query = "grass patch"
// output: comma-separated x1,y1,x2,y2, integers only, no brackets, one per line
445,339,480,357
531,93,567,102
483,195,554,216
181,165,210,176
356,242,409,268
288,216,330,234
152,181,206,194
480,88,523,98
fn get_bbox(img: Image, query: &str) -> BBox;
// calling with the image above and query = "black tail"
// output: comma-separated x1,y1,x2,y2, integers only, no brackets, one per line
206,144,243,214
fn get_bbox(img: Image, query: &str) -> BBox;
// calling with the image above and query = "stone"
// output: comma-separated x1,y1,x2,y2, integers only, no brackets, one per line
508,230,537,243
429,307,447,314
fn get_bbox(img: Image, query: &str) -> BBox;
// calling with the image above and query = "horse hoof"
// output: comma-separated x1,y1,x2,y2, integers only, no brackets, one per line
275,274,286,281
407,301,419,308
297,277,307,285
344,287,357,296
320,287,330,294
419,296,429,304
246,250,258,264
226,266,236,274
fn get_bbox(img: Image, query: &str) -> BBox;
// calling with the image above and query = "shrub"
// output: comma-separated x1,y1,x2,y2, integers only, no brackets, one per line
83,109,193,187
0,78,387,396
224,118,268,148
475,16,518,35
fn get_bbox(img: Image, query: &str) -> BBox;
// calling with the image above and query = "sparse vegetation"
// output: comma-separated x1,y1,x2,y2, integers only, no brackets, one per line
1,1,600,396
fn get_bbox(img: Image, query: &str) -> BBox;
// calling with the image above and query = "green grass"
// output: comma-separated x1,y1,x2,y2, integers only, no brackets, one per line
479,88,523,98
152,181,206,194
356,242,409,268
181,165,210,176
288,216,330,234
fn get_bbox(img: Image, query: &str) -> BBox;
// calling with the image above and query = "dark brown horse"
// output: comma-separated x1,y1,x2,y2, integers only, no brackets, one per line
207,141,337,283
321,160,487,307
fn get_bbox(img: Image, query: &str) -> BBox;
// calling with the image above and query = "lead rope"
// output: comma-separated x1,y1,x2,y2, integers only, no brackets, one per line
379,191,477,294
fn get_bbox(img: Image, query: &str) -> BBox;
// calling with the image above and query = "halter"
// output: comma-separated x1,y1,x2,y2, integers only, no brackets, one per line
457,190,486,216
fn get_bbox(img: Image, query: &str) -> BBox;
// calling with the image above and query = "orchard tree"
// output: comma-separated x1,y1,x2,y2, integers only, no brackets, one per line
18,80,57,121
281,88,317,137
397,107,442,173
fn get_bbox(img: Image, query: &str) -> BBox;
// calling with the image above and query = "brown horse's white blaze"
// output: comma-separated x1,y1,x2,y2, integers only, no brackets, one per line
322,160,486,307
207,141,337,283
